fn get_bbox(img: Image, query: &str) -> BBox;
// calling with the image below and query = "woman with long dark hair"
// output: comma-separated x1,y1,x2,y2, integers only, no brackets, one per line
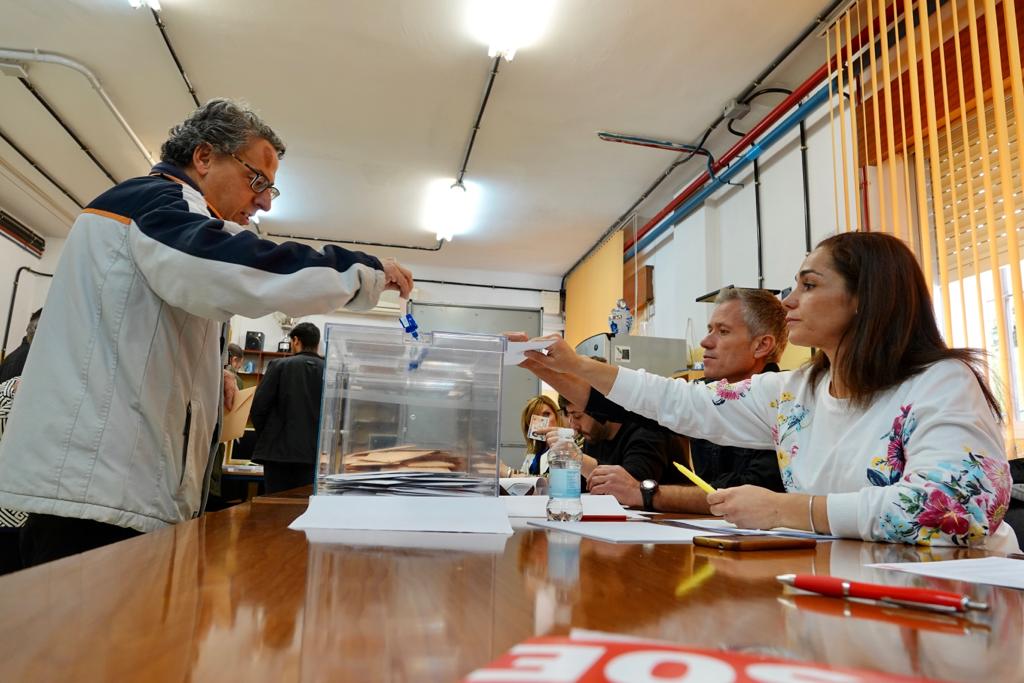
523,232,1014,550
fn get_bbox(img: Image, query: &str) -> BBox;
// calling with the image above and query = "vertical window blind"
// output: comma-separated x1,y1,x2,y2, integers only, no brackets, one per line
827,0,1024,452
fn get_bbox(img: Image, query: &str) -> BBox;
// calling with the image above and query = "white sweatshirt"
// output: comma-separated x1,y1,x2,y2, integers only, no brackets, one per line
607,359,1017,552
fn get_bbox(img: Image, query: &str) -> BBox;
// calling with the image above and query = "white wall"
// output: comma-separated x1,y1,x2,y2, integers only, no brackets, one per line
0,235,63,356
635,102,844,340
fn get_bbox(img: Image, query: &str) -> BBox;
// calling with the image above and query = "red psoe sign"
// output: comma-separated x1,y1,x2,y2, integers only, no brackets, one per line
463,637,939,683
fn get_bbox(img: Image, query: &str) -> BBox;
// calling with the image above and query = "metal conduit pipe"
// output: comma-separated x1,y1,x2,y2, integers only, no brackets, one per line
0,48,155,166
561,0,849,285
800,121,812,253
17,77,118,185
264,231,445,253
753,158,765,288
1,267,52,361
0,126,84,209
622,0,899,255
630,81,834,257
150,7,200,108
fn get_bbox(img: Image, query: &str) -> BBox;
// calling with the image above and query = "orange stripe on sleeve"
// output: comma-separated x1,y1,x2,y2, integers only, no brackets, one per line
82,208,131,225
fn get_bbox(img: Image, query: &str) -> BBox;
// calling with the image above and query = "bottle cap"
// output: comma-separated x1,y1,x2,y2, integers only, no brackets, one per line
556,427,575,439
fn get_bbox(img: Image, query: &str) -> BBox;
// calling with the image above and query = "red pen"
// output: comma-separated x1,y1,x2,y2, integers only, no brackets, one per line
776,573,988,613
579,515,629,522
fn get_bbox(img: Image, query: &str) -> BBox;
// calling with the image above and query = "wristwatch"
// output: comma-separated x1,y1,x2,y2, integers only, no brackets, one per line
640,479,658,512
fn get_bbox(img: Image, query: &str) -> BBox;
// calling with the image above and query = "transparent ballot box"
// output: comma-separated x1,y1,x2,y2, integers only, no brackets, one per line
316,323,503,497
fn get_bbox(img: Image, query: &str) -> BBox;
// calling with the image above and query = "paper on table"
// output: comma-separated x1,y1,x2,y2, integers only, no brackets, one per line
289,494,513,535
500,476,544,496
664,518,839,540
504,340,556,365
528,520,724,544
502,494,643,519
865,556,1024,590
220,386,256,442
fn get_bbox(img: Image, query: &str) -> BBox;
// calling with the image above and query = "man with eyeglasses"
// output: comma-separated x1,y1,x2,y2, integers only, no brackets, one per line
0,98,414,566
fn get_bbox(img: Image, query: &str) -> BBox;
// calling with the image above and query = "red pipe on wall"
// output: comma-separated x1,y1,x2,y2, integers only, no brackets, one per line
622,2,899,252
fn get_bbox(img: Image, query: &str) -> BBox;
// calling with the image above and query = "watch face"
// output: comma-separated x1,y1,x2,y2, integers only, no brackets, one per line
641,479,657,492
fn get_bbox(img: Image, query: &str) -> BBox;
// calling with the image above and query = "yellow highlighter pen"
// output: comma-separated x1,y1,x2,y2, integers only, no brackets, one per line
673,461,717,494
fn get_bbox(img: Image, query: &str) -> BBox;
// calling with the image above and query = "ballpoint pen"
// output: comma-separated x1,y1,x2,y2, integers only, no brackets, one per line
672,461,717,494
777,573,989,613
779,594,990,636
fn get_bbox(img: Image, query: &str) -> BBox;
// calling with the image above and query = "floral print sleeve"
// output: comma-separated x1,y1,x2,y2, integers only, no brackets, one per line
827,360,1011,548
605,367,786,451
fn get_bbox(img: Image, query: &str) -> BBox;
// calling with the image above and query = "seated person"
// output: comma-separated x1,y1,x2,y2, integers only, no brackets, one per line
522,232,1015,551
517,395,563,475
529,288,786,512
586,288,786,512
558,394,685,489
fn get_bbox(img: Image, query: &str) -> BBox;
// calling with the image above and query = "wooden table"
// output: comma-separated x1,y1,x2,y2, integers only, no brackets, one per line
0,497,1021,682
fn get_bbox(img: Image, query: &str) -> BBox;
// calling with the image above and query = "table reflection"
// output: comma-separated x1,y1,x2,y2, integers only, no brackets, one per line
300,540,498,682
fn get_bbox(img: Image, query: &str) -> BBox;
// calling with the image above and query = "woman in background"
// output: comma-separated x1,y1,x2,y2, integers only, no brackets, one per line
518,395,564,476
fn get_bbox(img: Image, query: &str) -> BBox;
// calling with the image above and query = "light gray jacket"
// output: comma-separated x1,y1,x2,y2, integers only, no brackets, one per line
0,163,385,532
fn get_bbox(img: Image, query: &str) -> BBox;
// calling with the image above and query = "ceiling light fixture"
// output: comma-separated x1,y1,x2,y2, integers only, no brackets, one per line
129,0,161,11
466,0,554,61
423,179,480,242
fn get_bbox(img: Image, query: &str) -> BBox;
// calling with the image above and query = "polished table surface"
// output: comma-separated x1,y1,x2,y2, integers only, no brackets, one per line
0,496,1021,682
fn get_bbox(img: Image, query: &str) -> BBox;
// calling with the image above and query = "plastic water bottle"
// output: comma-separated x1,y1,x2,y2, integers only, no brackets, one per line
546,427,583,521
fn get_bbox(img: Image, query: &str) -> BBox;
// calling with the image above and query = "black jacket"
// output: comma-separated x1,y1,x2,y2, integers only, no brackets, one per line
584,420,687,485
0,339,30,383
251,351,325,465
584,363,785,492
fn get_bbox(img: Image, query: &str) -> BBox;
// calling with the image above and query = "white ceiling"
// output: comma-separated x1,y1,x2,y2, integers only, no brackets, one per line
0,0,833,282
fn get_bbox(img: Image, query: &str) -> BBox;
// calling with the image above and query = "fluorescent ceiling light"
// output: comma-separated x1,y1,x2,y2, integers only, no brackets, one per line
129,0,161,10
422,179,480,242
466,0,554,61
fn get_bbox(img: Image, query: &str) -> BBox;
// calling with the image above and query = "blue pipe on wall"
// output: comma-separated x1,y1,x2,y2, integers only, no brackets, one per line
626,80,834,260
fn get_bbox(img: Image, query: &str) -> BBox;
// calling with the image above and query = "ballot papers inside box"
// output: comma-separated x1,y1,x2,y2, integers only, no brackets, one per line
317,323,504,497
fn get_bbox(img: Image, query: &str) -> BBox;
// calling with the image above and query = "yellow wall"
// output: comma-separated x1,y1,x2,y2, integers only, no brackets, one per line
778,343,813,370
564,232,623,348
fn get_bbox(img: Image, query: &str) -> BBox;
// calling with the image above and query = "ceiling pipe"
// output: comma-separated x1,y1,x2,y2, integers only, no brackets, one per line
149,7,200,108
622,1,899,255
0,126,85,209
561,0,848,287
264,230,445,252
17,77,118,185
0,48,155,167
630,81,833,257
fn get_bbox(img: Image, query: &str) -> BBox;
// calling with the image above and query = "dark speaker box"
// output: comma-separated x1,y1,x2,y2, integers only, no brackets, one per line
244,331,265,351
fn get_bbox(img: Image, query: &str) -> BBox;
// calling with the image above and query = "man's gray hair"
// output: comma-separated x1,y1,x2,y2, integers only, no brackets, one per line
160,98,286,167
714,287,789,363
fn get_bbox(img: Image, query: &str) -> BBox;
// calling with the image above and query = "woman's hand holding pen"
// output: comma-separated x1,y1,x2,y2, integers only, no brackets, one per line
707,485,788,530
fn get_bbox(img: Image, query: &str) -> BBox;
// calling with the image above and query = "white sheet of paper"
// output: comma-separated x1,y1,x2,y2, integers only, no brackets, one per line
865,556,1024,590
502,494,642,519
504,340,556,365
665,517,839,540
289,495,512,535
528,520,723,543
500,476,543,496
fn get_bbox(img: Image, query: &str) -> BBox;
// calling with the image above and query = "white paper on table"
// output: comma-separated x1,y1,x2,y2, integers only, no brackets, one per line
500,476,543,496
502,494,643,519
289,495,513,535
528,520,724,544
865,556,1024,590
664,517,839,540
504,340,556,365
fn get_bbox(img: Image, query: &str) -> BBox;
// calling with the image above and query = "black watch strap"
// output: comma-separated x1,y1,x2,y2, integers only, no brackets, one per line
640,480,657,512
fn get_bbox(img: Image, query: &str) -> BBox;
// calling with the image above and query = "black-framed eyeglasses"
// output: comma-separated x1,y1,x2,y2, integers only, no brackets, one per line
231,154,280,200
